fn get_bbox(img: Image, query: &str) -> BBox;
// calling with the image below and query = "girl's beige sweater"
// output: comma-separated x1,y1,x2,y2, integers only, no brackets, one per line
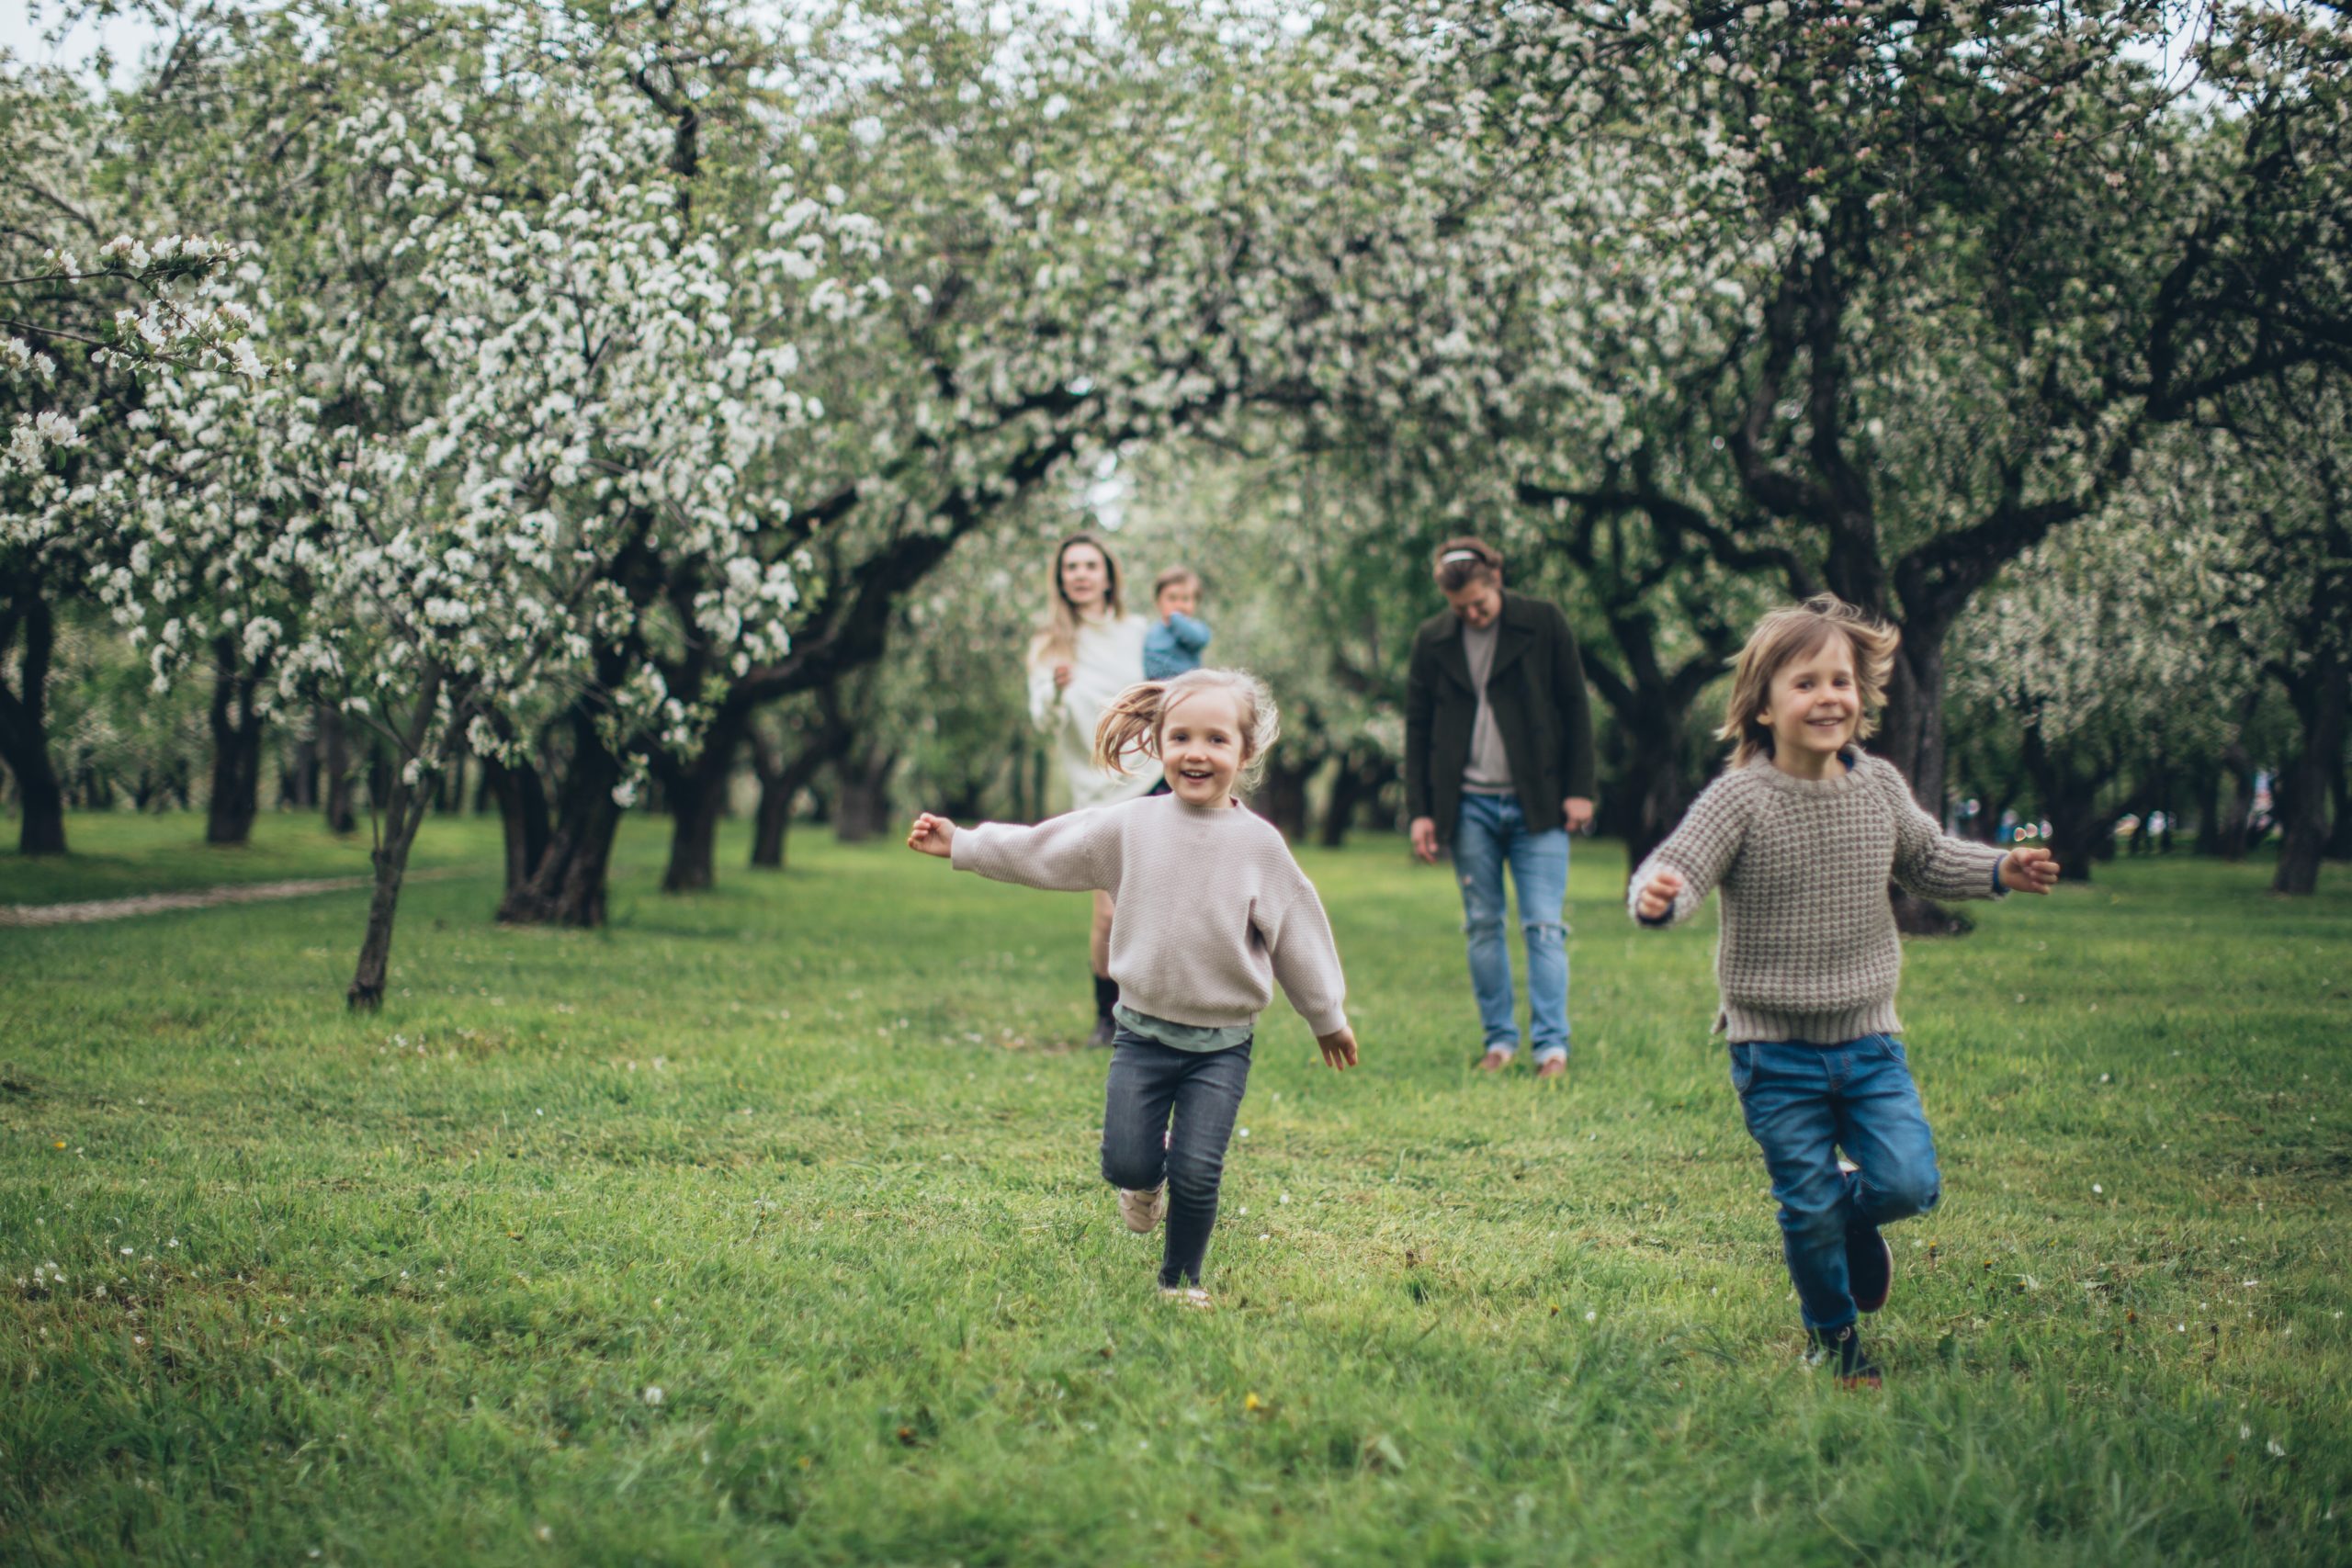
952,794,1349,1037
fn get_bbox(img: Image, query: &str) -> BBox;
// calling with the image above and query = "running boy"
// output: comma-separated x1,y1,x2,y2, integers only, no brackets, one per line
1629,594,2058,1385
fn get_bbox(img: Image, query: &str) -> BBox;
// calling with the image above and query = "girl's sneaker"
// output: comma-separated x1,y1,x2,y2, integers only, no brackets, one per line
1118,1185,1167,1234
1158,1285,1213,1309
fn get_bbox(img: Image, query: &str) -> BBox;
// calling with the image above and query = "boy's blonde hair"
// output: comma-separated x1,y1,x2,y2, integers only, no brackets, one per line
1716,594,1900,767
1092,669,1281,792
1151,564,1201,600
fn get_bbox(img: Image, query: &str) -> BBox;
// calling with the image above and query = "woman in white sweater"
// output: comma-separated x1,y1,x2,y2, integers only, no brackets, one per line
1027,532,1159,1044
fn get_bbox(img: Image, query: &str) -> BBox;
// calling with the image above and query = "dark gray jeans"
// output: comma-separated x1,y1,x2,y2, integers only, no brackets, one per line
1100,1030,1252,1288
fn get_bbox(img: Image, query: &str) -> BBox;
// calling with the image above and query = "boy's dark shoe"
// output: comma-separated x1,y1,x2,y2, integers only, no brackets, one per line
1849,1223,1894,1314
1805,1325,1883,1390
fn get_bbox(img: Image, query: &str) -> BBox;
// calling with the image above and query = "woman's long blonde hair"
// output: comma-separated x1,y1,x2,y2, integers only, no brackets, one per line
1716,594,1900,767
1028,532,1128,669
1092,669,1281,792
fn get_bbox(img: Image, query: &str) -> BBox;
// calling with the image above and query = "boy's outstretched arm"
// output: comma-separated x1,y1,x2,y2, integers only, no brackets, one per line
1627,773,1753,929
1883,766,2018,901
1998,844,2061,893
1166,611,1212,653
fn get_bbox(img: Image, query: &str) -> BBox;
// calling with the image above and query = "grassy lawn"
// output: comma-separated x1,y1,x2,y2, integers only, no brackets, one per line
3,814,2347,1564
0,810,491,907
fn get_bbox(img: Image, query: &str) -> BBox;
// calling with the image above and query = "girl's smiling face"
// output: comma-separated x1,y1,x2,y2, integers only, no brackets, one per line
1159,686,1247,807
1761,629,1860,776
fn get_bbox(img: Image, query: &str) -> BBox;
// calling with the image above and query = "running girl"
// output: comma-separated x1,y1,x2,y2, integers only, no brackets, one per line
908,668,1359,1306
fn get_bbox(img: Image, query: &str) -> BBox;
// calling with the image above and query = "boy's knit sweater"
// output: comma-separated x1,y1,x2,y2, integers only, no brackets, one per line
1628,751,2007,1043
952,793,1349,1037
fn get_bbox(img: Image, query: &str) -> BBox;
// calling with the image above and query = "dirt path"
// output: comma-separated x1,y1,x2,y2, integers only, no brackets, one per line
0,875,375,929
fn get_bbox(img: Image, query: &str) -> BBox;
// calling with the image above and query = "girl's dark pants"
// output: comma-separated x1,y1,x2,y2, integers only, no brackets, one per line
1100,1030,1251,1288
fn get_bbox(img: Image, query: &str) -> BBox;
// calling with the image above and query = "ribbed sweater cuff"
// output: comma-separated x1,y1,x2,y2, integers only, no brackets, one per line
1300,1004,1349,1038
1722,999,1903,1046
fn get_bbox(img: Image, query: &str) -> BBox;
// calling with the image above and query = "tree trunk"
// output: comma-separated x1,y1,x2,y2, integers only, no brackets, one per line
2272,650,2346,896
0,592,68,856
2219,740,2258,862
205,637,269,846
662,729,737,894
497,711,626,928
749,723,846,871
831,750,899,844
1252,756,1317,842
751,766,793,871
2328,754,2352,863
284,722,320,809
320,705,357,834
1317,746,1380,848
346,667,451,1010
481,745,553,899
347,777,433,1010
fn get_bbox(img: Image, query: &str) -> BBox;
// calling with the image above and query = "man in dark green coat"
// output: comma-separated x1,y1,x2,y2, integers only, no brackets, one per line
1404,537,1598,1078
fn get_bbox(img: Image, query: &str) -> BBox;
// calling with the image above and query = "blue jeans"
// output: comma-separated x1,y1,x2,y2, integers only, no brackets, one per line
1100,1031,1252,1288
1729,1035,1942,1331
1453,793,1570,1062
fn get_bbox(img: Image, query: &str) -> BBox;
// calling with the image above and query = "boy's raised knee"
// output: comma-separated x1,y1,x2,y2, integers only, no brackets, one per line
1863,1171,1940,1223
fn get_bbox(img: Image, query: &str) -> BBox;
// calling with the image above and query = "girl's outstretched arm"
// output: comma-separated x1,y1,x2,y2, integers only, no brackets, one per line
941,807,1122,893
907,813,957,858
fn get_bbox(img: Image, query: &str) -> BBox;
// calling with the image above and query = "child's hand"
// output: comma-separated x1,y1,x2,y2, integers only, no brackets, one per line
1316,1026,1359,1070
906,812,957,858
2001,846,2059,893
1635,867,1684,920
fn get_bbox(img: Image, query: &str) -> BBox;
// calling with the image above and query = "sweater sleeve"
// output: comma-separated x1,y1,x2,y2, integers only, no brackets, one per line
951,809,1121,894
1166,613,1212,654
1627,770,1755,929
1878,762,2007,901
1256,855,1350,1037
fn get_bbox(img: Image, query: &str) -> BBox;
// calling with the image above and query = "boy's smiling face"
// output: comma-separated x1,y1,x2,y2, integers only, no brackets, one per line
1157,579,1198,620
1761,628,1860,774
1159,686,1245,807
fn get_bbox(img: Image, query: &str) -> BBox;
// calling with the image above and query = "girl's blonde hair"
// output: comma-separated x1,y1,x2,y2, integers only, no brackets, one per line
1092,669,1281,792
1029,532,1128,669
1716,594,1900,767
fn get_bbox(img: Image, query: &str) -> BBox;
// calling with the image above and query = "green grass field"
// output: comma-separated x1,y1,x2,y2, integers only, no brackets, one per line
4,812,2348,1564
